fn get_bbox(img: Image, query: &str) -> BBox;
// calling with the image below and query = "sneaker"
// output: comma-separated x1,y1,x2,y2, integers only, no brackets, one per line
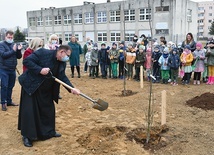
197,81,200,85
193,80,196,85
170,82,174,85
173,83,178,86
168,79,172,83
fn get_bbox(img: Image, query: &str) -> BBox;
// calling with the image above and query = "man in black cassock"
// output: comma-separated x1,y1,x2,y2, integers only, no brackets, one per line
18,45,80,147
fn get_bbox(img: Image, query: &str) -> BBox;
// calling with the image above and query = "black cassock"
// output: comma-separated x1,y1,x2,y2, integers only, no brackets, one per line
18,60,59,140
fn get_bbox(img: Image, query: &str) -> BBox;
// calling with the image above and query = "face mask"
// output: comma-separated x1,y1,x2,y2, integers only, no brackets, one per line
6,38,13,44
61,55,69,62
52,40,57,44
94,47,98,50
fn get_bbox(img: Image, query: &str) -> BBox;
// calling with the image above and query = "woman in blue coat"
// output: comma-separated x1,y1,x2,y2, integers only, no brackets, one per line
68,36,82,78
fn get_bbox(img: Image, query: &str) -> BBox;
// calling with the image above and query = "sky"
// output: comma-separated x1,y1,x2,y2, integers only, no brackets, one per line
0,0,212,29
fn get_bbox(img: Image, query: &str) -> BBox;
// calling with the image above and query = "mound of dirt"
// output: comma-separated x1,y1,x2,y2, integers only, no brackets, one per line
186,92,214,110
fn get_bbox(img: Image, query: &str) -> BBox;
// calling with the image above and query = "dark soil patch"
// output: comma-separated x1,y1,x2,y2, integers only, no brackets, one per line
77,125,169,154
120,90,137,96
126,125,169,152
186,92,214,110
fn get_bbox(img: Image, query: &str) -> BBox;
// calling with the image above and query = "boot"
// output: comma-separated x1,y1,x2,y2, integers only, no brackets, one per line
209,76,214,85
206,76,211,84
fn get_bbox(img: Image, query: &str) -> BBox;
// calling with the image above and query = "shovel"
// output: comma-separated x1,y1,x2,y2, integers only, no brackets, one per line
52,76,108,111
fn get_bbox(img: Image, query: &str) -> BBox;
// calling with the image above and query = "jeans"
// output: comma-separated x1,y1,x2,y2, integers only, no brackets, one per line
0,69,16,105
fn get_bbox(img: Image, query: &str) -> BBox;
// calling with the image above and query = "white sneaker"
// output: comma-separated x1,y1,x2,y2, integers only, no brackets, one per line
168,79,171,83
193,80,196,85
197,80,200,85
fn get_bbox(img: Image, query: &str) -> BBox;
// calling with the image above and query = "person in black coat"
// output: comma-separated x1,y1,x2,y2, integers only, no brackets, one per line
18,45,80,147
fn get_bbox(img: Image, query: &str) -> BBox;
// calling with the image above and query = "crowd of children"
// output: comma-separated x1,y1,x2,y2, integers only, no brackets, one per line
82,35,214,86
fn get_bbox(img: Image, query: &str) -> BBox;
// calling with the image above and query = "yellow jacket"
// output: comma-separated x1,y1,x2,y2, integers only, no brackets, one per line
180,52,193,66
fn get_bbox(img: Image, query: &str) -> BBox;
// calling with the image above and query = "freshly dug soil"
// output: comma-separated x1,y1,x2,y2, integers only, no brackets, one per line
186,92,214,110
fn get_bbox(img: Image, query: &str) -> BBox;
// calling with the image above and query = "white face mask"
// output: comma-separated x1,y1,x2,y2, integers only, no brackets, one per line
52,40,57,44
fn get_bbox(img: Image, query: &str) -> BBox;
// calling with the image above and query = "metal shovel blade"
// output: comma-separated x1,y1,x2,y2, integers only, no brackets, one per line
92,99,108,111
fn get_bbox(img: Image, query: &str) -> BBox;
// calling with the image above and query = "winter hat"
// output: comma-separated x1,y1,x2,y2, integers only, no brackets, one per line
154,45,160,50
163,47,169,53
172,48,178,54
119,40,125,45
93,43,98,47
209,40,214,44
128,42,133,47
196,42,202,49
101,42,106,46
185,45,191,50
112,42,117,46
139,45,145,50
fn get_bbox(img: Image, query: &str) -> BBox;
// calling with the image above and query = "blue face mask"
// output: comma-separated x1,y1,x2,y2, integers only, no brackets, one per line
61,55,69,62
6,38,13,44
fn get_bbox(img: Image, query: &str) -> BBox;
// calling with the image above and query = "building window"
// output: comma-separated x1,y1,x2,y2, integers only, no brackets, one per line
29,17,36,26
155,6,169,12
37,17,43,26
124,10,135,21
65,33,72,42
54,15,62,25
155,29,169,35
85,12,94,24
198,7,204,10
198,19,204,23
209,13,212,16
97,32,107,42
110,32,121,42
139,8,151,21
110,10,120,22
64,15,71,25
74,34,79,41
208,20,212,23
125,32,135,42
209,6,212,9
45,16,52,26
74,14,82,24
97,11,107,23
187,9,192,22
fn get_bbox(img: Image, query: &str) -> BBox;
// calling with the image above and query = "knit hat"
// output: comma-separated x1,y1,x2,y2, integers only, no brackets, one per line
196,42,202,49
101,42,106,46
93,43,98,47
112,42,117,46
209,40,214,44
119,41,125,45
172,48,178,54
128,42,133,47
139,45,145,50
185,45,191,50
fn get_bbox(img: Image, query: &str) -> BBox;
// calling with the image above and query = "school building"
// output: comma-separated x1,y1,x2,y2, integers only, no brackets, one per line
26,0,198,46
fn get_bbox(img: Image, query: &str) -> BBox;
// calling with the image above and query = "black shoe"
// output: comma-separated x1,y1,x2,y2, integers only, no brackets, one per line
23,137,33,147
2,104,7,111
78,74,81,78
7,102,19,106
71,74,74,78
54,132,61,137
